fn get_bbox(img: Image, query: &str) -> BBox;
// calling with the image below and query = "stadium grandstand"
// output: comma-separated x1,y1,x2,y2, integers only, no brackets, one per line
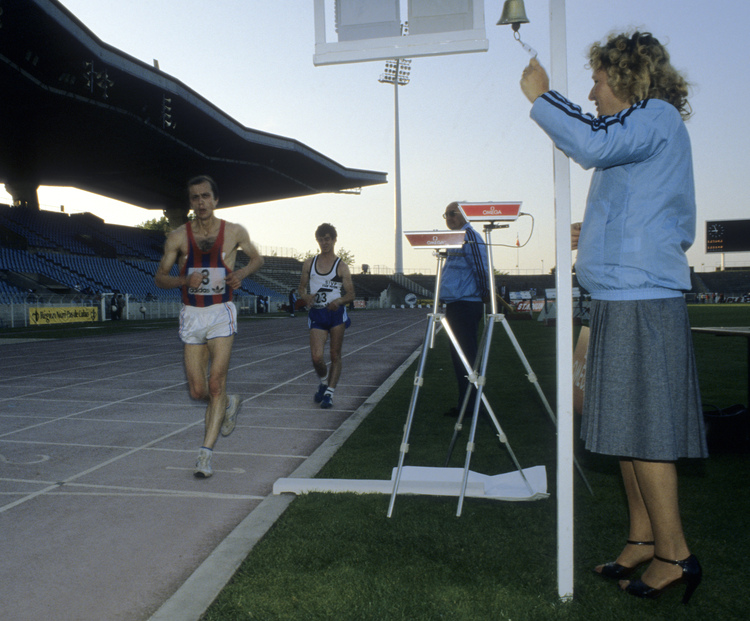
3,200,748,326
0,203,282,322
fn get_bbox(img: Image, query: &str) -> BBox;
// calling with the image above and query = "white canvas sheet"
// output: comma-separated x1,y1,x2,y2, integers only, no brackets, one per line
273,465,548,502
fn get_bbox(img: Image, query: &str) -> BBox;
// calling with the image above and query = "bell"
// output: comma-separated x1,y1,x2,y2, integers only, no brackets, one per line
497,0,530,31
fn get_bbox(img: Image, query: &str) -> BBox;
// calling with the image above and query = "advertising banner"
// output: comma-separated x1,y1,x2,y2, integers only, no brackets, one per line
30,307,98,325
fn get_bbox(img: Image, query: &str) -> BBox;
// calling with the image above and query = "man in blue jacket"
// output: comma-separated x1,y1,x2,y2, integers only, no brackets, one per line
440,202,490,417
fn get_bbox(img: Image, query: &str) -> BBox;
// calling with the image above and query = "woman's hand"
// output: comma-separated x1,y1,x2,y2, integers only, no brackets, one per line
520,57,550,103
571,222,582,250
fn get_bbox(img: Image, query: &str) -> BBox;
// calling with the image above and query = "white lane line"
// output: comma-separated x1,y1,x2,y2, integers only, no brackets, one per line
2,481,263,501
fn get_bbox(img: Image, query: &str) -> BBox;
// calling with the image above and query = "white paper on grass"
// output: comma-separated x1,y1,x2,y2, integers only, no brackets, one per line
273,465,548,502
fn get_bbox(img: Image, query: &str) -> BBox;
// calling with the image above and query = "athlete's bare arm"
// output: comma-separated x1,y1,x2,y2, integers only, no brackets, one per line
154,226,202,290
328,261,355,310
297,257,315,307
224,223,264,290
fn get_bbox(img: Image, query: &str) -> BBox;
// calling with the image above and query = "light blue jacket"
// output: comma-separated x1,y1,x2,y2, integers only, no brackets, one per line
441,223,490,303
531,91,695,300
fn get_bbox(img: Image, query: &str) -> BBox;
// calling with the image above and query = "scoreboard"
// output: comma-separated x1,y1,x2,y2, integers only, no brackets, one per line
706,219,750,253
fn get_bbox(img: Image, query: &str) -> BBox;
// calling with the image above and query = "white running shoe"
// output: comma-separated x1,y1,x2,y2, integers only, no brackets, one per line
221,394,241,436
194,448,213,478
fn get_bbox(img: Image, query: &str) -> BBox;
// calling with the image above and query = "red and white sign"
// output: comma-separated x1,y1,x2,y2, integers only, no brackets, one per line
514,300,545,313
457,202,522,222
404,230,466,249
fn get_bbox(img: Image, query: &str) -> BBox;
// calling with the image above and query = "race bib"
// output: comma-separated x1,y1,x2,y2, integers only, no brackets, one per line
187,267,226,296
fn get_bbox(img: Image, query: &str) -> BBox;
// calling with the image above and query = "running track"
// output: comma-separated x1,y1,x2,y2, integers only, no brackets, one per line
0,308,428,621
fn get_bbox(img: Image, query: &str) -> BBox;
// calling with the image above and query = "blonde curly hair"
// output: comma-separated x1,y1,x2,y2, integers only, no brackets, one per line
588,31,691,119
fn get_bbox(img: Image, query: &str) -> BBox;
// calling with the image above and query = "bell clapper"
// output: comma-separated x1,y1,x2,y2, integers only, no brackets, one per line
514,29,538,59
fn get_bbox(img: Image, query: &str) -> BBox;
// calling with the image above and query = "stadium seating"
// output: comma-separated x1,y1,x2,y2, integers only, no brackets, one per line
0,204,284,301
3,203,749,305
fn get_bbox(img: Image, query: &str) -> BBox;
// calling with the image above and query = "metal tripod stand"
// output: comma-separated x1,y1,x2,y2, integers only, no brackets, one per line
388,222,591,518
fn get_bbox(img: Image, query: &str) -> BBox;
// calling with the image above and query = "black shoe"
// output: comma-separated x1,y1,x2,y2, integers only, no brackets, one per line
595,540,654,579
443,407,460,418
621,554,702,604
314,383,327,403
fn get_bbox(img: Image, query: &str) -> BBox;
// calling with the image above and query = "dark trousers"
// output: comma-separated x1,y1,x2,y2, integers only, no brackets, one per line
445,300,484,411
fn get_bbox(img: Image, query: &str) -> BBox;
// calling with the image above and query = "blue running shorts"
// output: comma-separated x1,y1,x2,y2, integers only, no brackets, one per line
308,306,351,332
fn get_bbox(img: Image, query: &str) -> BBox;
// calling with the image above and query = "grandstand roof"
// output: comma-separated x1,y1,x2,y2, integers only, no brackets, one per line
0,0,386,211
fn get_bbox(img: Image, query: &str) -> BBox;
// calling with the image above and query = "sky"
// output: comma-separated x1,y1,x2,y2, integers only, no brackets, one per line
5,0,749,276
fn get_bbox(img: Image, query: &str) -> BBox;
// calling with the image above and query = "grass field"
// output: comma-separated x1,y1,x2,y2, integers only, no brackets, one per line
196,305,750,621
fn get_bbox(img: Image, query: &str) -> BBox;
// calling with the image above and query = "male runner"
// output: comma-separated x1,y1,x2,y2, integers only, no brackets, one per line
298,223,355,409
155,175,263,477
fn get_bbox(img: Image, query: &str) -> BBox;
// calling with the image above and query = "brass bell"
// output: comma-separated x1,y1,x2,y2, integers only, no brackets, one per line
497,0,530,31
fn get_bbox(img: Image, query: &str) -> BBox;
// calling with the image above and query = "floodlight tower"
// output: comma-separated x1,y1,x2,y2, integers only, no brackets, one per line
379,28,411,275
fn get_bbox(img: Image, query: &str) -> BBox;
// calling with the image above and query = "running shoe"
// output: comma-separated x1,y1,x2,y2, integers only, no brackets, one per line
320,393,333,409
194,448,213,478
314,383,327,403
221,394,241,436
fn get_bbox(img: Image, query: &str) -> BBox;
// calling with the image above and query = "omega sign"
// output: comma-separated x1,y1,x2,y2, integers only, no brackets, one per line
482,206,514,216
405,230,466,249
458,202,522,222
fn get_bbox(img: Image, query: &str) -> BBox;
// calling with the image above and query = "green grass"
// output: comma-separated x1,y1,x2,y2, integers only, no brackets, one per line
686,305,750,408
200,305,750,620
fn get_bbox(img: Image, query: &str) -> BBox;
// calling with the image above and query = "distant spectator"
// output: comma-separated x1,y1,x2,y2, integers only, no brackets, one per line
110,296,119,320
116,294,125,320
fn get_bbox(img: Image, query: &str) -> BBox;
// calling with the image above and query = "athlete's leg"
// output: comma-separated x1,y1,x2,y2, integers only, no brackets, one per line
184,343,210,401
309,328,329,380
326,323,346,388
201,335,234,449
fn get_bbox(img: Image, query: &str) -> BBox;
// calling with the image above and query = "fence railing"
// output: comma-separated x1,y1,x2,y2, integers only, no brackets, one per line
0,292,271,328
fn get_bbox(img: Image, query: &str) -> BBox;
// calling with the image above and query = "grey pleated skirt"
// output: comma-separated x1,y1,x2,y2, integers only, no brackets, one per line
580,297,708,460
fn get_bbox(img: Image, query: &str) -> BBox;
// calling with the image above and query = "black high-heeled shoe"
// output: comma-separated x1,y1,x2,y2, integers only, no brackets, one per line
622,554,702,604
595,540,654,579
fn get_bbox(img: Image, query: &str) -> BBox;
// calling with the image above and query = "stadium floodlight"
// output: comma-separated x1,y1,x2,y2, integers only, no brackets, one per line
97,69,113,99
379,58,411,86
378,24,410,274
161,96,175,130
83,60,114,99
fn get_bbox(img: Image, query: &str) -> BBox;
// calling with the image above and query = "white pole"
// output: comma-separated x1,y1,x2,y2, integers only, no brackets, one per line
393,60,404,275
549,0,575,602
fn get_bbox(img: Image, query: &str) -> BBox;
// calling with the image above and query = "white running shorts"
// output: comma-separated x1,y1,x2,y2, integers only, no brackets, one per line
179,302,237,345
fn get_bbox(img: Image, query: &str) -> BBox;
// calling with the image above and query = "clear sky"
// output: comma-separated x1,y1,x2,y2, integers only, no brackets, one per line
5,0,749,275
